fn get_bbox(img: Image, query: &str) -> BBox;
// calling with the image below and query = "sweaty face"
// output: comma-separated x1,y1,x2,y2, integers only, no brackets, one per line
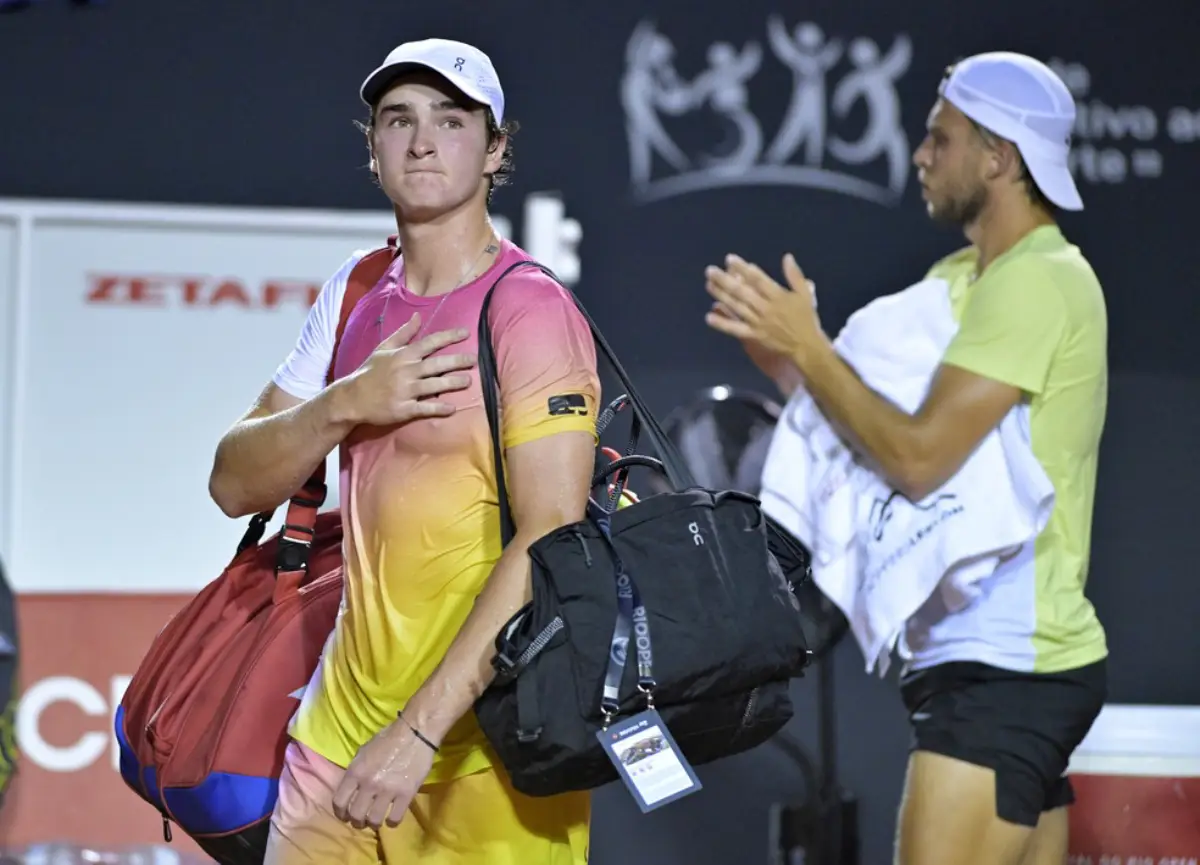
370,72,503,220
912,98,989,227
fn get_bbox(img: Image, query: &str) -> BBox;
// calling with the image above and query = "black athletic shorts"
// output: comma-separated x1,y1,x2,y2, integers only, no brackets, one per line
899,658,1108,828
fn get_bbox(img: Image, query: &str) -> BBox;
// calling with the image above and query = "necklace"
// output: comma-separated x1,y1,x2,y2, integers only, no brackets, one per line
376,229,500,337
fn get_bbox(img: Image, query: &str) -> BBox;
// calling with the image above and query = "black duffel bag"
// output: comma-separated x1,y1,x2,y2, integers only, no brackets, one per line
472,262,814,798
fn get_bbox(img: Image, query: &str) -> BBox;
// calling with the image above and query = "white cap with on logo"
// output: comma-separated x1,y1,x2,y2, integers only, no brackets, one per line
940,51,1083,211
360,38,506,126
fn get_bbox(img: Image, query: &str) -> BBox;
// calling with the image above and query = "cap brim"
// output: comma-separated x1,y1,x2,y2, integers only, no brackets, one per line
360,61,491,114
1024,155,1084,211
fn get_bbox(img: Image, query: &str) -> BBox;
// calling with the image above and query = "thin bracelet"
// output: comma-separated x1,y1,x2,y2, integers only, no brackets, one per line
398,711,440,753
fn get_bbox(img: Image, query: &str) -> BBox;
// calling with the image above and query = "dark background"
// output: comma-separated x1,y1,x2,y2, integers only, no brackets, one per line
2,1,1197,862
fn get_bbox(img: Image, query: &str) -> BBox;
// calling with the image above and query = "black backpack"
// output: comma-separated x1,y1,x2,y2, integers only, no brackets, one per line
471,262,814,798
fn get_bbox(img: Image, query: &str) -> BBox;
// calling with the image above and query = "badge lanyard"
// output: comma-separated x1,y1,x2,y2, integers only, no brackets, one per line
595,516,656,727
592,516,702,814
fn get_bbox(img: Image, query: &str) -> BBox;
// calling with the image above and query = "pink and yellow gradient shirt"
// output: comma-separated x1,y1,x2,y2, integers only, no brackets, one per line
273,238,600,781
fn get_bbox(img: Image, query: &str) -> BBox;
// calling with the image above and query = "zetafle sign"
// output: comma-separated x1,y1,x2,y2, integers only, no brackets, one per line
85,274,322,310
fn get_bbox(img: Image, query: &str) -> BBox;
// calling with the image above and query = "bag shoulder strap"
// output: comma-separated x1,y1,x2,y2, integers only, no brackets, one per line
327,242,398,387
474,260,699,546
237,240,398,565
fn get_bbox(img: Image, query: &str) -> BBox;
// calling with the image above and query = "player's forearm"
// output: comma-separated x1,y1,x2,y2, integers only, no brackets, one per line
208,380,360,518
402,534,537,744
772,360,806,399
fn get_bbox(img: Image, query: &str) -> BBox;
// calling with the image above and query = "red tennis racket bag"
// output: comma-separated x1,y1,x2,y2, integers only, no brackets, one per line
114,245,394,864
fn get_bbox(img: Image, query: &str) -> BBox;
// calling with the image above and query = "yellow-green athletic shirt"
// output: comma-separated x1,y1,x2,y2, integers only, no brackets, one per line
902,225,1109,674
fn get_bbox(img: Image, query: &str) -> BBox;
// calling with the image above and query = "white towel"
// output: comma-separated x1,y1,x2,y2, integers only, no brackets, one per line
759,277,1055,676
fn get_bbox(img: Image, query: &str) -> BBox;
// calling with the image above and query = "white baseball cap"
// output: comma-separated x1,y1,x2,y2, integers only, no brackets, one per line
360,38,505,125
939,51,1083,211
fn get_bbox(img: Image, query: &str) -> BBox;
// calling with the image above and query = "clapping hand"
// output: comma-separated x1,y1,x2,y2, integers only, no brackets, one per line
704,253,826,365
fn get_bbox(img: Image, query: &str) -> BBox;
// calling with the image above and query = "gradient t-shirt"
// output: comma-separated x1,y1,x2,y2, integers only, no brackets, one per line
274,237,600,781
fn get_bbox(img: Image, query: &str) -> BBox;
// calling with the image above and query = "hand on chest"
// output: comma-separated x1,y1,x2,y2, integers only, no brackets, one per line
340,282,490,455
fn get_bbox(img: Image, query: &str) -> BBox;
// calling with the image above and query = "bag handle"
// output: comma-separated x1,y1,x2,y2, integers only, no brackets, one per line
592,455,667,487
237,241,399,575
475,260,699,546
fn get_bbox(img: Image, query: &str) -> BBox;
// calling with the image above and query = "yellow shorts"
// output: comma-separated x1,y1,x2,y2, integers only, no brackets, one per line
265,741,590,865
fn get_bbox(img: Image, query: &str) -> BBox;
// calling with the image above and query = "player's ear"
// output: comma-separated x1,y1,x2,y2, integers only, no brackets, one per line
986,139,1020,182
484,133,506,175
355,117,378,177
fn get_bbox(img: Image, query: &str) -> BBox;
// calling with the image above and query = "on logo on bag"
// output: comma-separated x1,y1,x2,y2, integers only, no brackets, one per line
15,674,132,773
688,522,705,546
